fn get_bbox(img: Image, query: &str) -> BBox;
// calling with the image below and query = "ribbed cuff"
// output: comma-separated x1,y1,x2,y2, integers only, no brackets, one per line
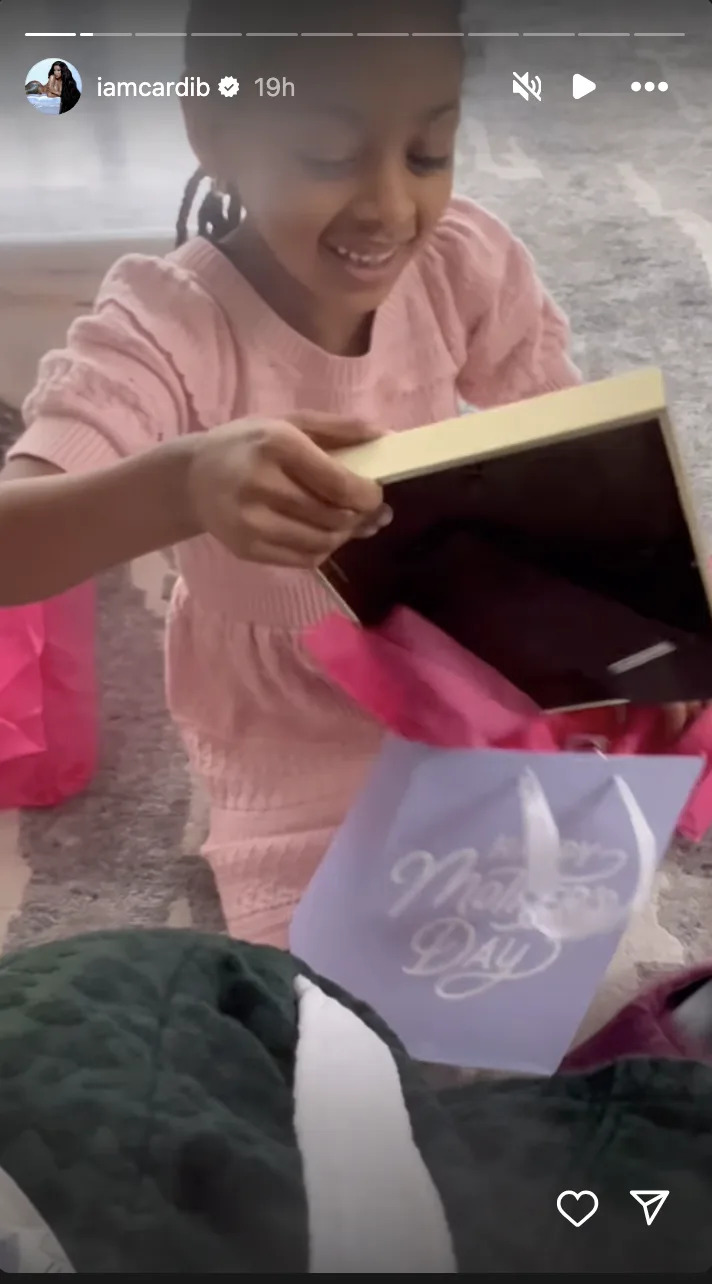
5,416,121,475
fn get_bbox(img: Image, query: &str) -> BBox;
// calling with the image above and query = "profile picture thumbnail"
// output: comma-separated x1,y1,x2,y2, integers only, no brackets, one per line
25,58,82,116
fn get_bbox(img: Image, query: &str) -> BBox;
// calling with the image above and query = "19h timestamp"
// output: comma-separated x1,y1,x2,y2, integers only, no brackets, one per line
255,76,295,96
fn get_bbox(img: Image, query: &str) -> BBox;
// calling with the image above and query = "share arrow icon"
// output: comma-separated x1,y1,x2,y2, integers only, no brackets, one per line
630,1190,669,1225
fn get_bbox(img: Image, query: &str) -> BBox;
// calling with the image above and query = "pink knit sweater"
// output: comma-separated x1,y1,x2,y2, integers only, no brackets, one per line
10,196,581,945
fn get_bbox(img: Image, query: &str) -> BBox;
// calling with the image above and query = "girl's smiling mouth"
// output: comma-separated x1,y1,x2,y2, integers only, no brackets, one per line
321,238,413,283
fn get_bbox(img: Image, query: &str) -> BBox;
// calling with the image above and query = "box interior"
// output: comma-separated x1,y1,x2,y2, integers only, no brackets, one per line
322,417,712,710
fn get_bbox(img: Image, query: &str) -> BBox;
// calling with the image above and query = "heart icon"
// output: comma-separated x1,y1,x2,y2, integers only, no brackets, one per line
556,1190,599,1227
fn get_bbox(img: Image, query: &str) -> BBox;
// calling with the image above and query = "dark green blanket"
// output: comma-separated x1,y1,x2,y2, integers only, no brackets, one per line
0,928,708,1272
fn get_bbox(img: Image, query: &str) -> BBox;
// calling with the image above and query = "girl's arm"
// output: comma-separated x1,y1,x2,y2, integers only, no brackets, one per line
0,415,383,606
0,444,200,605
0,255,231,606
1,254,381,607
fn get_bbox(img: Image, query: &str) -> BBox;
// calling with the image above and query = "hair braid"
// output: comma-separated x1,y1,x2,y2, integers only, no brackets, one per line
175,168,243,248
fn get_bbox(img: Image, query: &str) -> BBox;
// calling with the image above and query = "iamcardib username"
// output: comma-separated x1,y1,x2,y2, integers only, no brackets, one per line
96,75,295,97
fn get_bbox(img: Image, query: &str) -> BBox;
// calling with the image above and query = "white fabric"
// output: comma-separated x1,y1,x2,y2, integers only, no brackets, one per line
292,975,457,1274
27,95,61,115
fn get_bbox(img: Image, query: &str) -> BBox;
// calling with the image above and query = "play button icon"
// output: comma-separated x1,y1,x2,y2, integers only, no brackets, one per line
573,74,596,99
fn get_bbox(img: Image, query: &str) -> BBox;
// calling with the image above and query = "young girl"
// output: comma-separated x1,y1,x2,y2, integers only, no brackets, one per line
0,1,694,944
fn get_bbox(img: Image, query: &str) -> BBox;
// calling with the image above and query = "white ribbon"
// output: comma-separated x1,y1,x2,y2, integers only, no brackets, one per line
517,767,657,942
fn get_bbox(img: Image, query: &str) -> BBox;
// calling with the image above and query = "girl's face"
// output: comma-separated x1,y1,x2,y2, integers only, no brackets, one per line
52,65,62,78
185,29,462,321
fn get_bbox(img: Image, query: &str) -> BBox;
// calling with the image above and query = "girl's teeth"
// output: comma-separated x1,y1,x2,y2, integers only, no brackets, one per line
332,245,395,266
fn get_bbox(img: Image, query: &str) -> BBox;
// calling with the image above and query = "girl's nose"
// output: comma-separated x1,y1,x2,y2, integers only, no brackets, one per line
352,157,417,238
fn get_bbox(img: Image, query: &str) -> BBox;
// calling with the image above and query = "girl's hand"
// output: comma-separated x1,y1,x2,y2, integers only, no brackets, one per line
186,412,390,568
614,702,708,740
663,702,708,739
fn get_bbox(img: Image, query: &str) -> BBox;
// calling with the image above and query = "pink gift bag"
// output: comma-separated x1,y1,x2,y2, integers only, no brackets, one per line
0,583,98,809
304,607,712,839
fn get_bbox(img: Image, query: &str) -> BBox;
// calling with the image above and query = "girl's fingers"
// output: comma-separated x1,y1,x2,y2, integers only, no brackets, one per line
289,411,381,451
278,428,383,514
663,702,704,738
354,504,394,537
664,704,687,738
249,466,360,534
621,702,707,740
247,470,392,539
239,507,345,558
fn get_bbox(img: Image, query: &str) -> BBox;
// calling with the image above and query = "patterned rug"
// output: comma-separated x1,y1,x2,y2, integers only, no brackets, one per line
2,24,712,1048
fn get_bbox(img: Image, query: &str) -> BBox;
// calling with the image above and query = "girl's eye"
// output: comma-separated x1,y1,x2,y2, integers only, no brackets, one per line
298,151,453,178
409,154,453,174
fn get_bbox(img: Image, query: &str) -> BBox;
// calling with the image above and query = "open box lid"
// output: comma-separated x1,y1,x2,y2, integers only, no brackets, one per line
319,368,712,712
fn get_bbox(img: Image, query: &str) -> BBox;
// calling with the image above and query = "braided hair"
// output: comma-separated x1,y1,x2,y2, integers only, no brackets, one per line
175,168,242,247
